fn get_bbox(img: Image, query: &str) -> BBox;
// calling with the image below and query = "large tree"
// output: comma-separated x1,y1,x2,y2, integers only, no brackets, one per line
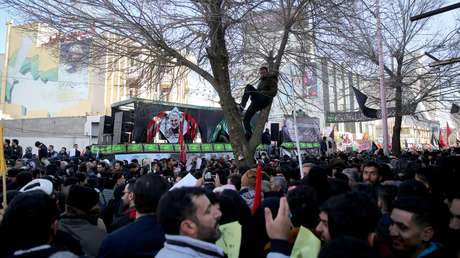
314,0,460,154
2,0,344,165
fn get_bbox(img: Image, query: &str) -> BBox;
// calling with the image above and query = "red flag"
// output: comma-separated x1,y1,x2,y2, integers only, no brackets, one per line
361,132,367,142
446,122,452,147
439,130,446,148
252,164,262,215
345,133,349,144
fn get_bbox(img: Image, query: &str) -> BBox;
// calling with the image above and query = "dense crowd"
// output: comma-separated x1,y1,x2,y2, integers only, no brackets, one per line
0,138,459,258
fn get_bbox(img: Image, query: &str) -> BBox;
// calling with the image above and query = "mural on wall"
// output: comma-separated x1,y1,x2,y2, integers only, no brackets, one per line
4,27,90,116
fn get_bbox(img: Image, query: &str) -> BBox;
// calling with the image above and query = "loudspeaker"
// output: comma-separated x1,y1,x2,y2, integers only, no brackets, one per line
98,116,113,144
112,111,135,144
102,116,113,134
112,112,124,144
271,123,279,141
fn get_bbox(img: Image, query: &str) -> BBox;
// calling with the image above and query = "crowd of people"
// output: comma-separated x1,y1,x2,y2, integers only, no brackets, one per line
0,138,459,258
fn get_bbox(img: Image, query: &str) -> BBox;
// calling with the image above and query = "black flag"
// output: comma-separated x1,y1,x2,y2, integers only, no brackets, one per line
451,104,459,114
431,133,438,147
352,86,378,118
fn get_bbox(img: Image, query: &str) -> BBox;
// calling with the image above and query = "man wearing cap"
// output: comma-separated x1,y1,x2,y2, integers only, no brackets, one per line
23,146,33,159
58,185,107,257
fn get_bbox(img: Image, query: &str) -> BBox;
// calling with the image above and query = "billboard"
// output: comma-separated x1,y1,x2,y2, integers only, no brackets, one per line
283,115,320,142
302,63,318,98
2,26,91,117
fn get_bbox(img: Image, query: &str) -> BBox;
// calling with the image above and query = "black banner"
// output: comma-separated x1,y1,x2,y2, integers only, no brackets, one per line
327,104,417,123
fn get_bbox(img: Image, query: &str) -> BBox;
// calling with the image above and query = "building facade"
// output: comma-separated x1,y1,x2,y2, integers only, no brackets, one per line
0,21,191,119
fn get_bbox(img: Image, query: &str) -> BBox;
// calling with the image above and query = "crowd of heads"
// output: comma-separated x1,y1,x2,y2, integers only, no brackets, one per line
0,138,459,258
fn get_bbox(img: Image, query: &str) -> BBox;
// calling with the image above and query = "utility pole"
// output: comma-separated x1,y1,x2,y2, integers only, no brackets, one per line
376,0,389,155
290,72,303,179
410,2,460,21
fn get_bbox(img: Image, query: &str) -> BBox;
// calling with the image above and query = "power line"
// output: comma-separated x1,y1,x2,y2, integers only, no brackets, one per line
410,2,460,21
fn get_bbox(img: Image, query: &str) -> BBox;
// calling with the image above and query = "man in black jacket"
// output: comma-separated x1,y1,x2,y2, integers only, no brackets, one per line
11,139,23,160
35,141,48,161
238,67,278,140
98,174,169,258
261,128,272,158
4,139,12,160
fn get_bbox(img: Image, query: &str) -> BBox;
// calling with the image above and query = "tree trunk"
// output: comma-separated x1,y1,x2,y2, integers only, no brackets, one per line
392,115,402,155
392,82,403,155
203,2,284,168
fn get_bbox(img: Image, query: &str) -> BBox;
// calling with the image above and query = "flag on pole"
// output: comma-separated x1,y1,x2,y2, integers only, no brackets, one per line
345,133,349,144
439,130,446,148
329,127,334,139
431,132,439,148
252,164,262,215
0,126,7,177
446,123,452,137
351,86,378,118
1,125,6,207
446,122,452,147
361,132,367,142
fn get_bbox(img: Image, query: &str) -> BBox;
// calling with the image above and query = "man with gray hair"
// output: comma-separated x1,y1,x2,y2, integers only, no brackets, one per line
302,163,316,178
271,176,287,194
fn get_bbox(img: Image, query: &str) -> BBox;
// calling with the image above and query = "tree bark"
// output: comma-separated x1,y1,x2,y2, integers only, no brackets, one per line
204,1,274,168
392,81,403,155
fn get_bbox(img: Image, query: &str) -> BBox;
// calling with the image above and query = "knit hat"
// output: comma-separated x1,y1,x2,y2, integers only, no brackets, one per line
66,185,99,212
241,168,257,188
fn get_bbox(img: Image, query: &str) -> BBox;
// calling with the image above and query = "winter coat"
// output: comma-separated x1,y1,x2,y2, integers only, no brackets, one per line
257,73,278,98
98,215,165,258
58,217,106,257
155,235,225,258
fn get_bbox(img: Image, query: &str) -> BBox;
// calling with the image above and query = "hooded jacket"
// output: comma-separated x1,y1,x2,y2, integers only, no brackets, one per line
257,72,278,98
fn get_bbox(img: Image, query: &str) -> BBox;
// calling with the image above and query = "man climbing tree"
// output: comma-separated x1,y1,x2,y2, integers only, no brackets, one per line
238,67,279,140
